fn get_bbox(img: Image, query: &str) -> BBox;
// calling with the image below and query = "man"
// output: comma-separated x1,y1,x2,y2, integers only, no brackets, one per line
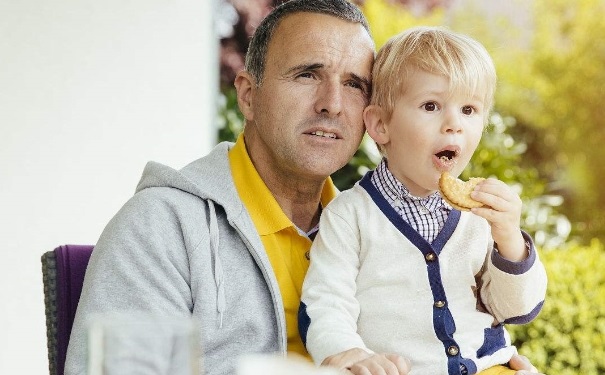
65,1,541,374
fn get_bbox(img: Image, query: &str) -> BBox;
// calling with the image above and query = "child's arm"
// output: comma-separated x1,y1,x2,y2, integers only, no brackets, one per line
470,178,547,322
322,349,411,375
300,204,369,363
478,231,547,323
470,178,526,261
300,203,410,375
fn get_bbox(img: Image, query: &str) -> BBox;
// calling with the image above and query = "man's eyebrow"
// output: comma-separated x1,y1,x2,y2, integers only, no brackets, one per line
284,64,371,90
284,63,324,75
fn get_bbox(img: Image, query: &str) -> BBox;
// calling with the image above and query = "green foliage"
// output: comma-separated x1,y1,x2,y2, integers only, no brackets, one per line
217,88,244,143
331,135,380,191
465,113,570,249
488,0,605,242
508,240,605,375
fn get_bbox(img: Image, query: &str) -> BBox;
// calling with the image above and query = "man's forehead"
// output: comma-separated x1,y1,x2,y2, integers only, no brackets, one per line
275,12,373,47
269,13,374,76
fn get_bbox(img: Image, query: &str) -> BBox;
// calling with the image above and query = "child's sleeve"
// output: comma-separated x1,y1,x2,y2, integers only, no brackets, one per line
299,203,371,365
479,231,548,324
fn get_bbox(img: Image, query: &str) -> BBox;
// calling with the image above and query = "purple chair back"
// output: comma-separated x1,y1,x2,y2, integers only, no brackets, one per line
56,244,94,374
42,244,94,375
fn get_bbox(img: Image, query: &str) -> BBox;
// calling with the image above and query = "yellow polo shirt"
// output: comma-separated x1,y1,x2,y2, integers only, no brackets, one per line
228,134,337,358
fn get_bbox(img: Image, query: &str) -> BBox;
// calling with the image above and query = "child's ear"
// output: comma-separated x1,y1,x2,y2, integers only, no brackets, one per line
364,105,389,145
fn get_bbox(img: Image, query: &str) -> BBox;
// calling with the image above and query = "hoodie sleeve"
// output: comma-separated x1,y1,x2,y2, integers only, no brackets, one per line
64,187,199,375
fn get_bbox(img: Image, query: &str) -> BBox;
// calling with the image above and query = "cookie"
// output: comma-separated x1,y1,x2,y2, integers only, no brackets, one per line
438,172,485,211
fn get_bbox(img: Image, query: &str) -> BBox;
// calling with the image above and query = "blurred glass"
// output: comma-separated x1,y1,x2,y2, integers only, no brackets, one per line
237,354,339,375
87,312,200,375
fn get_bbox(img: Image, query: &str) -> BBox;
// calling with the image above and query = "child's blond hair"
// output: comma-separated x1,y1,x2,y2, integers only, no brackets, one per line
370,26,497,155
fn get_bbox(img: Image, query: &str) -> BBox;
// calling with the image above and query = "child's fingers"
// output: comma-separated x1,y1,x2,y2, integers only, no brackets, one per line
471,179,521,212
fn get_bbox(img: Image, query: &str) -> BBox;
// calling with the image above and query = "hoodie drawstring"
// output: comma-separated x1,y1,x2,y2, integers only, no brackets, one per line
208,200,225,328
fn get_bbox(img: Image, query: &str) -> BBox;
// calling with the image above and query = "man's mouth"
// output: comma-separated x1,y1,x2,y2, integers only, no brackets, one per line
310,130,337,139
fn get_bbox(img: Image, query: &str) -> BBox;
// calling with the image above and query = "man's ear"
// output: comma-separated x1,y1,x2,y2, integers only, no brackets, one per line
234,71,255,121
364,105,389,145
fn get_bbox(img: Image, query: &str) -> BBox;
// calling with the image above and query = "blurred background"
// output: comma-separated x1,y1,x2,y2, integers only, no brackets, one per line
217,0,605,374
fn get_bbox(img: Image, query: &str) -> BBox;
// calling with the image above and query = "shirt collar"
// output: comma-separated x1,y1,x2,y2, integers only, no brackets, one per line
376,159,445,209
229,133,337,235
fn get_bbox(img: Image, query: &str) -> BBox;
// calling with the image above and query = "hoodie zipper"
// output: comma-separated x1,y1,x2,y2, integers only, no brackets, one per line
232,223,288,354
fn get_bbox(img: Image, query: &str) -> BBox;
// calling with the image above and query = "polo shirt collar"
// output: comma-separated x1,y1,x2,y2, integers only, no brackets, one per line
229,133,337,236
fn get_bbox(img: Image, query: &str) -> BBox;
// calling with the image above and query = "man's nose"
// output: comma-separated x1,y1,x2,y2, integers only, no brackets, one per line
314,81,342,118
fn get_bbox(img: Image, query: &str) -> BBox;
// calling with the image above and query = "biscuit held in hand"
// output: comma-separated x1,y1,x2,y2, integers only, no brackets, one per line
439,172,485,211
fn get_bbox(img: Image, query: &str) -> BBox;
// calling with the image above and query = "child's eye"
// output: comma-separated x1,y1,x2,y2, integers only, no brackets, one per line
423,102,437,112
461,106,475,115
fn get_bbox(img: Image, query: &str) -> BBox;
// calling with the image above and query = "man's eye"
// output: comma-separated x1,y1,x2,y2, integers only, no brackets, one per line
423,102,437,111
296,72,315,79
346,81,363,90
462,106,475,115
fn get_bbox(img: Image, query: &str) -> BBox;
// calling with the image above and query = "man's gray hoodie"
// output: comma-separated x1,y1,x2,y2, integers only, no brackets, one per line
65,142,287,375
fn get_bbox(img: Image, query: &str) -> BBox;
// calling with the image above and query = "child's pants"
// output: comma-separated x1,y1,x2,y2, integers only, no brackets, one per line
477,365,517,375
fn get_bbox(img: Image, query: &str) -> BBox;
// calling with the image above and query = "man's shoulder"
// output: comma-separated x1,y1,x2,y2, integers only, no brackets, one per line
134,141,237,202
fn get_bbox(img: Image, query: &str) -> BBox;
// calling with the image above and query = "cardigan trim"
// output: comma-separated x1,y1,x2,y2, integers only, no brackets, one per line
360,172,475,375
359,172,462,254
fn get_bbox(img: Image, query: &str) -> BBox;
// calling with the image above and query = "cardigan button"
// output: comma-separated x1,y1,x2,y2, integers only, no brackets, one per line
447,345,459,356
425,252,437,262
434,300,446,308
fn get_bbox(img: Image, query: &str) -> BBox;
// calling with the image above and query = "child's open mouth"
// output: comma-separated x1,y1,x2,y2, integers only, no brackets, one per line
434,147,460,169
435,149,457,162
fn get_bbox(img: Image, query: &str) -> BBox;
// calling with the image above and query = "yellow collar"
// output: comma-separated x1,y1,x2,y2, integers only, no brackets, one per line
228,133,337,235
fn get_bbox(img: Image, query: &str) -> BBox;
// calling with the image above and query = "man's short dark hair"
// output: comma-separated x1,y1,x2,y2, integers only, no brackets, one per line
245,0,371,86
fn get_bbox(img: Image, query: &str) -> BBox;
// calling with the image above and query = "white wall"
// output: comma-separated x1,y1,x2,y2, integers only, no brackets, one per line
0,0,218,373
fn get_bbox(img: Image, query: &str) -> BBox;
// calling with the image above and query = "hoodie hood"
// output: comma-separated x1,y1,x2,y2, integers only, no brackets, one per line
135,141,242,219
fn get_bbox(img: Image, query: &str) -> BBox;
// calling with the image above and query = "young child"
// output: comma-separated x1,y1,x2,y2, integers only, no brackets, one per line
299,26,547,375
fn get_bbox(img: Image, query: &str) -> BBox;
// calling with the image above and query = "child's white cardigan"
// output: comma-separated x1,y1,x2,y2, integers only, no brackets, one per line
300,173,547,375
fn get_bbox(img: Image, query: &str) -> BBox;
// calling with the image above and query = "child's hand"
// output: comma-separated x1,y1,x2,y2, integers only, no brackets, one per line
509,353,543,374
322,348,411,375
470,178,527,262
